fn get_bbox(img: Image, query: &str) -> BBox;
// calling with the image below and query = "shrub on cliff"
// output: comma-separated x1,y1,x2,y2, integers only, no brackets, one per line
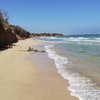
0,10,18,48
0,10,9,24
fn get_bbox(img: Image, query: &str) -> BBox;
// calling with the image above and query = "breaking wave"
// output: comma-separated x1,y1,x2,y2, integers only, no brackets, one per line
45,45,100,100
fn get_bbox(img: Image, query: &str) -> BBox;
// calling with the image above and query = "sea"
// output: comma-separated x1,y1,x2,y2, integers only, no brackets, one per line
37,34,100,100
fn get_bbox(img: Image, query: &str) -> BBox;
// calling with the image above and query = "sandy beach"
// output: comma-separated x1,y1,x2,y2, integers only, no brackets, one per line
0,39,78,100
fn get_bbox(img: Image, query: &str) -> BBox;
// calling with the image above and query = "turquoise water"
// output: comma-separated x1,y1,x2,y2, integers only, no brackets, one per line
38,34,100,100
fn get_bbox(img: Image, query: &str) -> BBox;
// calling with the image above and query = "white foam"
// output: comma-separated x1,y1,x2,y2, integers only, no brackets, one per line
45,45,100,100
64,37,100,44
38,37,100,45
37,37,100,44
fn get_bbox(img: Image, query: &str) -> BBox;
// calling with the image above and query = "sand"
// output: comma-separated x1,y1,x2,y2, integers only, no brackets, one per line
0,39,78,100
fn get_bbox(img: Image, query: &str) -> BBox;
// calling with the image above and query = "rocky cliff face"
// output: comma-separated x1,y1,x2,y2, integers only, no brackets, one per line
0,21,31,48
10,25,31,39
0,10,32,48
0,22,18,48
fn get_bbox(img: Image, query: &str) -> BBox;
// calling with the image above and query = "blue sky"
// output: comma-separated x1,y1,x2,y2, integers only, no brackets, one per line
0,0,100,34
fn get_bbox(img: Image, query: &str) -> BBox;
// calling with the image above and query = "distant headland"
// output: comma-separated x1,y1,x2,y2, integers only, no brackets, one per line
32,33,63,37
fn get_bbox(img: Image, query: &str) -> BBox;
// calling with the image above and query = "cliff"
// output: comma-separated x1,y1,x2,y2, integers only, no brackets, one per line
10,25,31,39
0,22,18,48
0,22,31,48
0,10,32,48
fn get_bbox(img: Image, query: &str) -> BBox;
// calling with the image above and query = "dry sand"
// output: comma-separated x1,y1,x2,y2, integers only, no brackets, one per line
0,39,78,100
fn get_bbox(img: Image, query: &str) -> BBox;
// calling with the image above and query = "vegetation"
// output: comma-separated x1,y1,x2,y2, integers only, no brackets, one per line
0,10,9,24
0,10,31,48
10,25,31,38
32,33,63,37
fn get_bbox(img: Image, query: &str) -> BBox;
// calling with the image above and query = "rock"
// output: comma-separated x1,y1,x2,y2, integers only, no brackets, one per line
27,47,45,53
0,22,18,48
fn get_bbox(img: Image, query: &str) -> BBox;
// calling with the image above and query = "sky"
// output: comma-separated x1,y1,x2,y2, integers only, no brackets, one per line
0,0,100,34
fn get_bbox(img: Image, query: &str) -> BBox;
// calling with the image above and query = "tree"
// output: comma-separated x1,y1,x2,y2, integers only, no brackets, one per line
0,10,9,24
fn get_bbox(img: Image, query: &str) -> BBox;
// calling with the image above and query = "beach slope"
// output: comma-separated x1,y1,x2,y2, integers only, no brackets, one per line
0,39,78,100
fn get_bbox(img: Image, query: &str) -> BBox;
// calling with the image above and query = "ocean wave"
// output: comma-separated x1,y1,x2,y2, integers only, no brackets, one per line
37,37,100,45
40,36,58,39
45,45,100,100
62,37,100,45
64,37,100,43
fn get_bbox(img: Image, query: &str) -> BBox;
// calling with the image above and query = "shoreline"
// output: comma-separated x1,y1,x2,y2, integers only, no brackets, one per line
0,39,78,100
31,43,78,100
